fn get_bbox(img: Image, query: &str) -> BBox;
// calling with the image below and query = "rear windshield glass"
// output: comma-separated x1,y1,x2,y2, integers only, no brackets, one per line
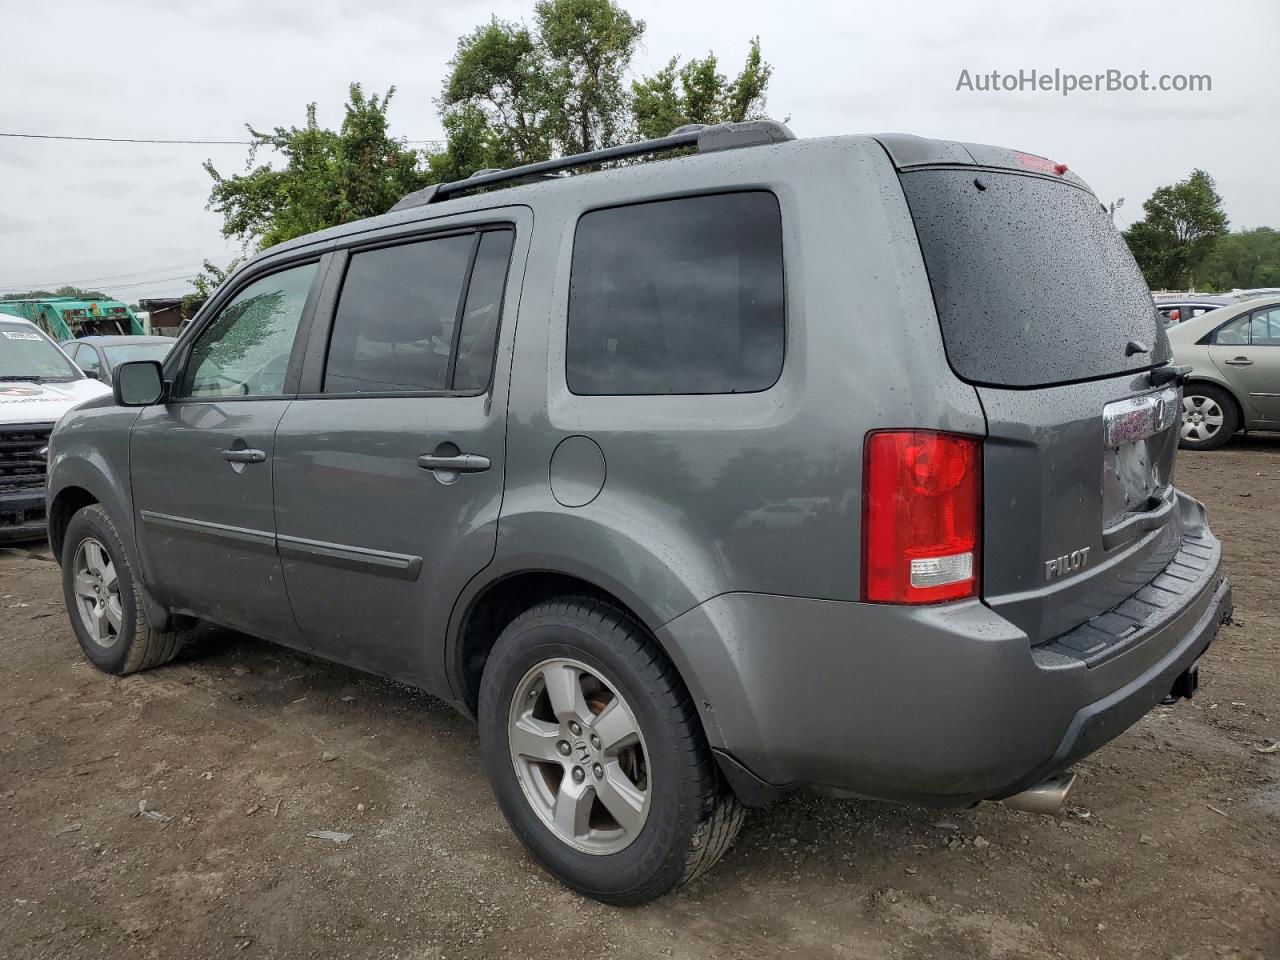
900,170,1169,387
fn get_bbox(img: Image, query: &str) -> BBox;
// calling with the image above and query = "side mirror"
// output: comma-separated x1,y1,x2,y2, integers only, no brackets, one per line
82,368,102,381
113,360,166,406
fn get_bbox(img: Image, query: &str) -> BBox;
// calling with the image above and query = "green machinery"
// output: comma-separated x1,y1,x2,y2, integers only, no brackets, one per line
0,297,145,341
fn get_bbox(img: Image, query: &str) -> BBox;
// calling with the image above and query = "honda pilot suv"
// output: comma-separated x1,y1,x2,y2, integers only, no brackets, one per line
46,122,1231,905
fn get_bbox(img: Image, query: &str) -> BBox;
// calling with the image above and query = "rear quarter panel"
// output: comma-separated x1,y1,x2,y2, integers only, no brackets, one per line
463,137,986,704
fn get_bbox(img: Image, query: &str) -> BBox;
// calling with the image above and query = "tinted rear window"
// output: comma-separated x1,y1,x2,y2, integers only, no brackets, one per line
901,170,1169,387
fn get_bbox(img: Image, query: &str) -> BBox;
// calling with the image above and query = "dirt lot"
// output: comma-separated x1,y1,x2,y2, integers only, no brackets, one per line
1,441,1277,960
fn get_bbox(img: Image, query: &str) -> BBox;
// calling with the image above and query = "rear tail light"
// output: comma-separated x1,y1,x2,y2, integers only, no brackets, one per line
862,430,982,604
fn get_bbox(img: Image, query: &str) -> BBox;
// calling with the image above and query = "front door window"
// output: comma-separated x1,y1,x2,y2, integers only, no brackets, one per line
180,262,317,398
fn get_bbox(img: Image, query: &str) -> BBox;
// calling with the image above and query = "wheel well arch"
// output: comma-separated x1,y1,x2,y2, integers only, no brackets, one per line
48,486,99,561
1184,377,1246,430
451,571,660,715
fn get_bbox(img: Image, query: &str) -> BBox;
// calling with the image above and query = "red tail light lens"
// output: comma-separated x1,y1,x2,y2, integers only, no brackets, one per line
862,431,981,604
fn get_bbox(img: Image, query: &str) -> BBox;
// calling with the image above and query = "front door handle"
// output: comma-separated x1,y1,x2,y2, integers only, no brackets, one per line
221,448,267,464
1224,356,1254,366
416,453,491,473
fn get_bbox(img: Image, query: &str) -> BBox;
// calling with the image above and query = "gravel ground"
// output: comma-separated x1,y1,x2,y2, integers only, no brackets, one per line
1,439,1277,959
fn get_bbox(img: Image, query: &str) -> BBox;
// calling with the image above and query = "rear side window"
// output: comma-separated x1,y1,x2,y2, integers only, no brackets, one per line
325,235,473,394
901,170,1170,387
324,229,515,394
566,191,785,395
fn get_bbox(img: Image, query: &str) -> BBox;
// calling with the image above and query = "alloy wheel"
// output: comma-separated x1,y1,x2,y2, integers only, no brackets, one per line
507,657,650,855
1181,394,1224,443
72,537,122,648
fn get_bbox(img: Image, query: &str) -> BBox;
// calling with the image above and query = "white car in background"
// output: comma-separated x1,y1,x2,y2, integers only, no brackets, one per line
1,316,111,541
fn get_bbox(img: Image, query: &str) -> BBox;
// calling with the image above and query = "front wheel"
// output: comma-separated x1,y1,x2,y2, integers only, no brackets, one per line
1179,384,1238,451
61,504,188,675
478,597,744,905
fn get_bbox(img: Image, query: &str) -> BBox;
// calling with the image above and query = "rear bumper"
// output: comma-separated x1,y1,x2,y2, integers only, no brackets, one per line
658,492,1229,806
0,487,48,543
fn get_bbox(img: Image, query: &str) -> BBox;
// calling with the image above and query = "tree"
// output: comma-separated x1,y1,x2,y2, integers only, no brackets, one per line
2,287,111,302
535,0,644,153
434,18,558,176
205,3,781,245
1200,227,1280,292
182,257,244,318
632,38,773,141
204,84,428,250
436,0,647,176
1123,169,1229,289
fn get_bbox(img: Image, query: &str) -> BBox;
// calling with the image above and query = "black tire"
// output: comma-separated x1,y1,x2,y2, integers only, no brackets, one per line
1178,383,1238,451
60,504,188,675
478,596,744,905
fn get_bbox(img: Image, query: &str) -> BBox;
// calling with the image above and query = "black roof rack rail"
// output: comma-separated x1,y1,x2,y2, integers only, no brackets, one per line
391,119,795,212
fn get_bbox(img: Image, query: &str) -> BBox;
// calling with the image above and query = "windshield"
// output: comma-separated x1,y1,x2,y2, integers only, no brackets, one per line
900,169,1170,387
0,322,81,381
103,342,174,367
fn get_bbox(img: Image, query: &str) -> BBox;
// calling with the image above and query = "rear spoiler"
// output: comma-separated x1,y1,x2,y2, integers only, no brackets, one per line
873,134,1093,193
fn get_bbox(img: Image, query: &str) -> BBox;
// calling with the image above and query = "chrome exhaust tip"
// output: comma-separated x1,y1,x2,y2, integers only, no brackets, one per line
1000,771,1076,815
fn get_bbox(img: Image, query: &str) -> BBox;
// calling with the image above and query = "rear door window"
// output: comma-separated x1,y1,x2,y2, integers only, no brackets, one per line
900,170,1169,387
566,191,785,395
1251,306,1280,346
325,235,473,394
323,228,515,395
453,230,515,392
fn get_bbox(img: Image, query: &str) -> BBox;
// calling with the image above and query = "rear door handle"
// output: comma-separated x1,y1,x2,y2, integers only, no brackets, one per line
416,453,491,473
1224,357,1254,366
221,448,266,464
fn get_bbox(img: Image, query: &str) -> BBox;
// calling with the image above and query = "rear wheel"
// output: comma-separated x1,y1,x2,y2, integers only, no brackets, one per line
478,597,744,905
61,504,189,675
1179,384,1237,451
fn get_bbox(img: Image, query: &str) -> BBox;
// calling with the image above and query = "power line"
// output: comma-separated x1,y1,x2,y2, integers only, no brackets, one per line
96,274,200,291
0,260,215,290
1,274,199,295
0,131,446,148
1,132,251,145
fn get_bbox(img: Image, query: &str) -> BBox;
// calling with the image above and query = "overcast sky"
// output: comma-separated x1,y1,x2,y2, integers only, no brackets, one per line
1,0,1275,302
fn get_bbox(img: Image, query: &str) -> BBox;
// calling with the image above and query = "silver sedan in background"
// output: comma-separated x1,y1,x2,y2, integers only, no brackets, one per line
1167,296,1280,449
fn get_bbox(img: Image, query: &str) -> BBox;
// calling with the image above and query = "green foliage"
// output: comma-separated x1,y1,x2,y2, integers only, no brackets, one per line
1,287,111,302
204,84,428,250
182,258,244,318
535,0,644,153
434,18,557,177
1199,227,1280,292
632,38,773,141
1123,169,1229,289
205,3,779,246
435,0,648,177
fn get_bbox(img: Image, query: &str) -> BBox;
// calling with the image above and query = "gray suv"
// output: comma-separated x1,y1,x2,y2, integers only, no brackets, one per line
46,122,1232,905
